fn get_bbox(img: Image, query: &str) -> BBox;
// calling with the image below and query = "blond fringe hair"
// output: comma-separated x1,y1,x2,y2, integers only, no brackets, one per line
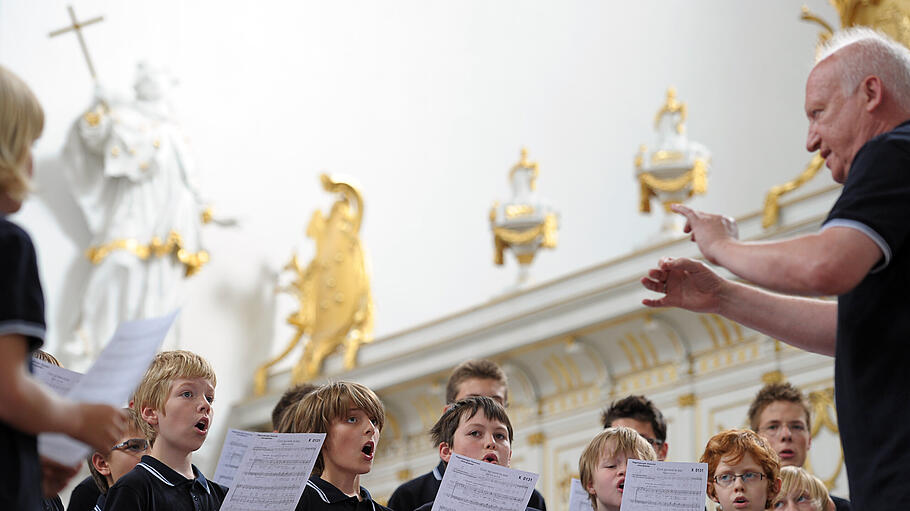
132,350,217,441
0,66,43,201
774,466,829,511
277,381,385,476
579,427,657,508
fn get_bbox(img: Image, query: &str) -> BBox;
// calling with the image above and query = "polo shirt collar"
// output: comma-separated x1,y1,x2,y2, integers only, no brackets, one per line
136,455,211,494
307,476,374,505
433,459,446,481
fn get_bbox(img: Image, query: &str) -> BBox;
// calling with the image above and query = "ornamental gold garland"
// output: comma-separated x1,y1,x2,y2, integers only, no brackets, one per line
86,230,209,277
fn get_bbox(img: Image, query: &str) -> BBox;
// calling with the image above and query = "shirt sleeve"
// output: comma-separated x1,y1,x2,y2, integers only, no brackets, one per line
823,135,910,272
0,221,45,350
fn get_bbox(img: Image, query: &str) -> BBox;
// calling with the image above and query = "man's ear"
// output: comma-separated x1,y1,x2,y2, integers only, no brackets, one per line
91,452,111,477
861,75,884,111
658,441,669,460
438,442,453,463
141,405,159,426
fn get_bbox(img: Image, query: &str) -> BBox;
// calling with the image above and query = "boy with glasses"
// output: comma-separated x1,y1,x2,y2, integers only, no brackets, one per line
601,395,669,461
701,429,781,511
84,409,149,510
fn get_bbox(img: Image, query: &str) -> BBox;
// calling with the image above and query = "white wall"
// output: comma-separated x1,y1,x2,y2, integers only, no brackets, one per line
0,0,840,471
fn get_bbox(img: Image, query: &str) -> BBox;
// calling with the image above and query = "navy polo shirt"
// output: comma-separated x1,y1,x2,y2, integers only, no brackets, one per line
0,218,45,510
296,476,391,511
102,455,227,511
67,475,102,511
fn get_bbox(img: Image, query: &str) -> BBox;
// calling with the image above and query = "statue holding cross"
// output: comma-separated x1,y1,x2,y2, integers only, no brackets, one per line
58,55,236,365
49,5,104,80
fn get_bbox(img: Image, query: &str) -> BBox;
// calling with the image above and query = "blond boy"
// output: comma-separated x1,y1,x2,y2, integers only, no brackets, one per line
579,426,657,511
86,409,149,510
103,350,226,511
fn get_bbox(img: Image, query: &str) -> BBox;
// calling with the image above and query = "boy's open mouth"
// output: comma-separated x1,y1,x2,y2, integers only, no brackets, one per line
195,417,209,433
361,441,374,458
617,479,624,492
733,496,748,506
778,449,794,458
482,452,499,464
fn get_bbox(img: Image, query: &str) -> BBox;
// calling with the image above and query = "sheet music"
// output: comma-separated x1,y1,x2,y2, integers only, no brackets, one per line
432,454,539,511
568,478,595,511
220,432,325,511
38,310,178,465
620,459,708,511
212,429,259,487
31,358,82,396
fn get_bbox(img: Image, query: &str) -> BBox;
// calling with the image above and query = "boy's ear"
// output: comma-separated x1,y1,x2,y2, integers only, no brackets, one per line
141,405,159,425
438,442,453,463
91,452,111,477
707,483,718,503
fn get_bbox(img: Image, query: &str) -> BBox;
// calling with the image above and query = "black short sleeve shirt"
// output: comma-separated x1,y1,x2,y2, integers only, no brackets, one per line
0,218,45,511
296,476,391,511
67,476,102,511
823,119,910,509
102,455,227,511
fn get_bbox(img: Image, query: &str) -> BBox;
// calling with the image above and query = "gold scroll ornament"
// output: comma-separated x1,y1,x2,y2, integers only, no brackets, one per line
804,388,845,490
254,174,374,395
764,1,910,228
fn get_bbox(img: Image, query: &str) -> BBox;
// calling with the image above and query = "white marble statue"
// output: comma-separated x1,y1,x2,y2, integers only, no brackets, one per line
61,62,230,366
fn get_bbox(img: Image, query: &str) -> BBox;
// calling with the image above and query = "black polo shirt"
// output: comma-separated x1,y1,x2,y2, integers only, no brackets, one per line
823,119,910,510
387,460,547,511
0,218,45,511
296,475,391,511
67,475,102,511
102,455,227,511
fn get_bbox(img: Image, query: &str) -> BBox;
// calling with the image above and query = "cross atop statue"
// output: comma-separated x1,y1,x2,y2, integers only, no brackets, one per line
49,5,104,80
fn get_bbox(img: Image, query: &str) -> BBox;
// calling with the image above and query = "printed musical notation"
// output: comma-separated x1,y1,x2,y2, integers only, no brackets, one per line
432,454,539,511
620,459,708,511
219,432,325,511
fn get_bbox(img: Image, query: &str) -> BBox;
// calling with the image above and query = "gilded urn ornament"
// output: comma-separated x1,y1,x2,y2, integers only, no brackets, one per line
635,87,711,240
490,148,559,287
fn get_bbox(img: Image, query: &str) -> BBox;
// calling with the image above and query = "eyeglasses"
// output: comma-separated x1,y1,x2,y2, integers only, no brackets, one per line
111,438,150,454
714,472,765,487
759,422,808,438
641,436,664,449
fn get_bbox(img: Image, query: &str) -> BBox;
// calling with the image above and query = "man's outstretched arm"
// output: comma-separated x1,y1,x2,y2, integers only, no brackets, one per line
641,257,837,356
671,204,881,297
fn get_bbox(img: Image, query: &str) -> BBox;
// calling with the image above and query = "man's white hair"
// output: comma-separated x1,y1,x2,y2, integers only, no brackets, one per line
816,27,910,112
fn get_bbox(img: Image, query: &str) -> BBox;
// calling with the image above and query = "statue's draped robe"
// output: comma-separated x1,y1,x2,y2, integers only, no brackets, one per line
62,99,205,358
